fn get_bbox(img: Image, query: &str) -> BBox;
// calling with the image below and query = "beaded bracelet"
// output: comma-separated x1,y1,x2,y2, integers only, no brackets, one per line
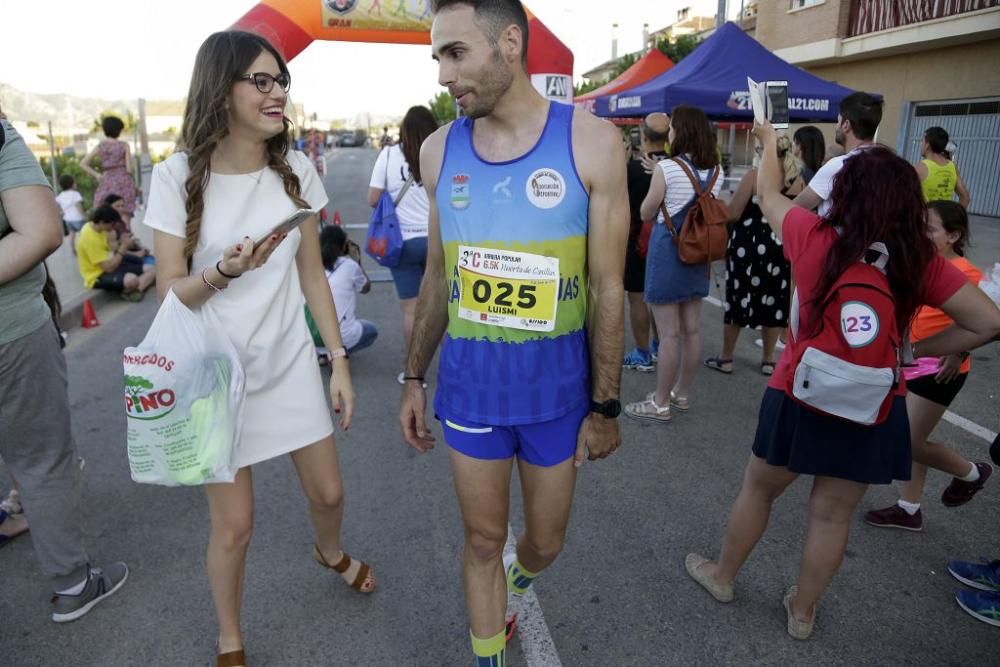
201,268,225,293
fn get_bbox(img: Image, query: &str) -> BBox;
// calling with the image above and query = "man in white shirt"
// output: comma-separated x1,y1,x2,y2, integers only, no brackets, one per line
793,92,883,216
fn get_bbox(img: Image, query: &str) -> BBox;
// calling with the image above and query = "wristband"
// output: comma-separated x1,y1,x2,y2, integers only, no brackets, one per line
201,268,225,293
216,260,240,279
402,376,424,383
329,347,349,360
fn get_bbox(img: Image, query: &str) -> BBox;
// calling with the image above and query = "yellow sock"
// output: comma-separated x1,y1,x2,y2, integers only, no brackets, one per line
471,629,506,667
506,558,540,596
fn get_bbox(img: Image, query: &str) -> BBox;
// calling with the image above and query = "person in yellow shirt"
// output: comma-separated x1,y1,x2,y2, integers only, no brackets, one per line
914,126,971,208
76,204,155,301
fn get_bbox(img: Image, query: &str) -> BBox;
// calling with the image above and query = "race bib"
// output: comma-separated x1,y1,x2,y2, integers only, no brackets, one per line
457,246,559,332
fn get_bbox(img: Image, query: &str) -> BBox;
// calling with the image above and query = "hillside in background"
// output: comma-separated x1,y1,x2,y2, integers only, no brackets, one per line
0,83,134,131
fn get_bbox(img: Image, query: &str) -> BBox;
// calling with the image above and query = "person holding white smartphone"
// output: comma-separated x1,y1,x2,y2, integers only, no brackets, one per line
145,31,373,667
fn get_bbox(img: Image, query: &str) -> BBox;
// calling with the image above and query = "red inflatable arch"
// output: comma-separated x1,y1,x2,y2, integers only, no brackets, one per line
231,1,574,103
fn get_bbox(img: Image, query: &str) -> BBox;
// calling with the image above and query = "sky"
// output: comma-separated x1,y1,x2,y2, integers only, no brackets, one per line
1,0,732,120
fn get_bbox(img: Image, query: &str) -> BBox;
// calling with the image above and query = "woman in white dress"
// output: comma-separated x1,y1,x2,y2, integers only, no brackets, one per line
145,31,374,667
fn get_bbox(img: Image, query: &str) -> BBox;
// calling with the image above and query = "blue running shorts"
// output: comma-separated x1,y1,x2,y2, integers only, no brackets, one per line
439,402,590,468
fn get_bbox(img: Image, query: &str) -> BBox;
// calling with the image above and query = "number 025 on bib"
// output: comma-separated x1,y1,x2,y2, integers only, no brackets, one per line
457,246,560,332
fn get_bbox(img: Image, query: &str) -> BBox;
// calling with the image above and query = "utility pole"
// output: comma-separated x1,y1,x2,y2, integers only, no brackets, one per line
138,99,152,208
47,122,58,190
717,0,727,26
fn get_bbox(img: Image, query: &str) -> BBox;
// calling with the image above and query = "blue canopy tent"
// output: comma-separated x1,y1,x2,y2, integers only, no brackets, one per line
593,22,859,122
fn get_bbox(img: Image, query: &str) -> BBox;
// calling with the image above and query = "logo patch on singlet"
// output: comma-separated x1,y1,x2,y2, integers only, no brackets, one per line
525,169,565,209
451,173,471,210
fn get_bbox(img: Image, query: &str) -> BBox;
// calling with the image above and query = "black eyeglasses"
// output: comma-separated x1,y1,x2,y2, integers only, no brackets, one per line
236,72,291,94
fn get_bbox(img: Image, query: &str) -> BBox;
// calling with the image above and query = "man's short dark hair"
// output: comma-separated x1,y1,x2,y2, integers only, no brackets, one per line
92,204,122,226
432,0,530,64
58,174,75,190
839,92,882,141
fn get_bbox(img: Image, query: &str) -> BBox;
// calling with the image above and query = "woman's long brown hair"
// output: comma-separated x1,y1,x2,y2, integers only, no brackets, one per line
399,106,439,185
808,147,937,337
178,31,308,261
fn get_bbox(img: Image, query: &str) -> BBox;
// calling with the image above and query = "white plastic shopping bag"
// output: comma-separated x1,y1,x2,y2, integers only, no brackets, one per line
123,290,245,486
980,262,1000,309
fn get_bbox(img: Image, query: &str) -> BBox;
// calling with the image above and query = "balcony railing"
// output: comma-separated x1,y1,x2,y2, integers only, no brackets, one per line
849,0,999,37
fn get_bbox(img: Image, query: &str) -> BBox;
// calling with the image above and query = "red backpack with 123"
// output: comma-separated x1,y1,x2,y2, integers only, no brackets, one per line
786,242,901,426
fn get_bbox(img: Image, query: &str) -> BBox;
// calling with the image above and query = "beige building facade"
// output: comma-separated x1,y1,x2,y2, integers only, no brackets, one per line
752,0,1000,215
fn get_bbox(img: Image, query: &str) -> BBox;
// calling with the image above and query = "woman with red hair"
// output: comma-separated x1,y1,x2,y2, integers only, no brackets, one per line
684,121,1000,640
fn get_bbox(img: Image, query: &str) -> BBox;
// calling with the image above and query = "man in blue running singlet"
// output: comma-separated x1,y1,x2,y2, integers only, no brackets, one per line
400,2,629,665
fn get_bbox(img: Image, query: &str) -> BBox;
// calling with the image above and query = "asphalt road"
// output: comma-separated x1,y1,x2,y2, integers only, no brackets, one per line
2,147,998,666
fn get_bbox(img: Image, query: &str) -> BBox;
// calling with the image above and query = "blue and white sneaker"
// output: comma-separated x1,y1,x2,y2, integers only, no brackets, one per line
955,589,1000,628
949,558,1000,592
623,348,654,372
650,339,659,361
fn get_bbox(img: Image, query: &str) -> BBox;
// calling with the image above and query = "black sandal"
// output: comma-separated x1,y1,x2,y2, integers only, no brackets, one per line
704,357,734,374
760,361,776,376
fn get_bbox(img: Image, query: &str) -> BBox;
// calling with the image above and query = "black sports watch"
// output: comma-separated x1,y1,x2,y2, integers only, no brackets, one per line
590,398,622,419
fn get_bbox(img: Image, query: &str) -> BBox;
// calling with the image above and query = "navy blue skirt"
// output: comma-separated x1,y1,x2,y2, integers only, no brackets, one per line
752,388,912,485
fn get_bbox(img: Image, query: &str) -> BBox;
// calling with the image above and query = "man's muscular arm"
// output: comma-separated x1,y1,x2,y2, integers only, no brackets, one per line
400,126,450,452
574,112,629,463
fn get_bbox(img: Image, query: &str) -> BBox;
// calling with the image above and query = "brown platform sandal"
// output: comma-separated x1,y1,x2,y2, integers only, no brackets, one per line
313,544,376,593
216,649,246,667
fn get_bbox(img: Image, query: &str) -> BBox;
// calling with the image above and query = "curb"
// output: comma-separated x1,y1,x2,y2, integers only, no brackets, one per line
59,289,117,335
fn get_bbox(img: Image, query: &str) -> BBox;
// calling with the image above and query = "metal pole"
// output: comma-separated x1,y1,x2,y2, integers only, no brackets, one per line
47,121,58,190
137,98,152,207
717,0,727,26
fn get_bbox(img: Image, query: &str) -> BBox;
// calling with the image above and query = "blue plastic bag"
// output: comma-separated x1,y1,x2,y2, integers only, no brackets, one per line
364,148,415,268
364,189,404,268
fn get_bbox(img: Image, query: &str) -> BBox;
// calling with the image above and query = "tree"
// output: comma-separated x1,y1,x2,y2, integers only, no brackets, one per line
656,34,700,64
428,91,457,125
38,153,99,206
574,52,639,98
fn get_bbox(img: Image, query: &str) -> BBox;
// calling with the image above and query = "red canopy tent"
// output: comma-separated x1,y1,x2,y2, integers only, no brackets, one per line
574,49,673,114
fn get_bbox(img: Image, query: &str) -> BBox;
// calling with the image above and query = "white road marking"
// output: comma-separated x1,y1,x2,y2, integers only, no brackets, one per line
344,224,368,230
943,411,998,443
701,295,998,445
505,527,562,667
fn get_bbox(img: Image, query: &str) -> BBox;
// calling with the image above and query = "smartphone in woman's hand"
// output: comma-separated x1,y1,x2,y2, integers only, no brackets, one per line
254,208,317,247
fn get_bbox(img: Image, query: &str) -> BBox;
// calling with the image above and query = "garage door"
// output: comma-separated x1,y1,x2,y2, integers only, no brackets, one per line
902,98,1000,217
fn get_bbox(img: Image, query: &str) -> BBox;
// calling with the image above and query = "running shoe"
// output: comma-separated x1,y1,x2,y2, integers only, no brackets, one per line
941,462,993,507
623,348,654,372
955,589,1000,628
948,559,1000,592
755,338,786,351
51,562,129,623
502,551,523,641
863,504,924,532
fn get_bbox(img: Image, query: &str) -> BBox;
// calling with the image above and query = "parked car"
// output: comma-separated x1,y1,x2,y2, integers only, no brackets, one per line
336,130,367,147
